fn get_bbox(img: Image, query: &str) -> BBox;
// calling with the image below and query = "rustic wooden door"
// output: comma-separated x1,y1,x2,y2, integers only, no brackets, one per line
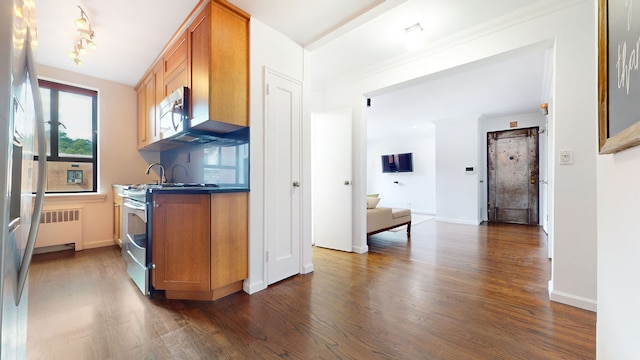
487,127,539,225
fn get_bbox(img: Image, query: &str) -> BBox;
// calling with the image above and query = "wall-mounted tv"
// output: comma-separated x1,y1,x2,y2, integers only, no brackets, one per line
381,153,413,173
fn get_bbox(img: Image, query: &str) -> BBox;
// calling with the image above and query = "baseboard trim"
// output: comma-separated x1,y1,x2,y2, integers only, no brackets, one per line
352,244,368,254
81,238,116,251
548,280,597,312
244,279,266,295
301,262,314,274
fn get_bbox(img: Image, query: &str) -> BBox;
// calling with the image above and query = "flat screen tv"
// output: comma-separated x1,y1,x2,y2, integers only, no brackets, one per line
381,153,413,173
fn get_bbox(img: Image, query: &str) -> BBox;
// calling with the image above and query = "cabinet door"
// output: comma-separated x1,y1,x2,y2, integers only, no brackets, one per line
136,83,148,148
113,192,123,247
163,32,187,78
211,192,248,288
152,194,211,292
164,65,188,97
151,62,163,143
210,2,248,126
164,32,189,96
136,71,154,149
189,3,210,124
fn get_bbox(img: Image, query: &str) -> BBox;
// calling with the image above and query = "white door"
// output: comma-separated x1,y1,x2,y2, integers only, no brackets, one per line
265,69,302,285
312,109,353,252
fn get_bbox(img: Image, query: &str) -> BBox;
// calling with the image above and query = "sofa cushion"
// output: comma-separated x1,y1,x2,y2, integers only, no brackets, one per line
366,196,381,209
392,208,411,219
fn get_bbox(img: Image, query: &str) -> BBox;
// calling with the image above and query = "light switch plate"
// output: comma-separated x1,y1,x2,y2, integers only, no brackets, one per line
559,149,573,165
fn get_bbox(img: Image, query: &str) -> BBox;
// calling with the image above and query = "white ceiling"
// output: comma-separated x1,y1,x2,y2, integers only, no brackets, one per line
34,0,549,129
367,45,551,140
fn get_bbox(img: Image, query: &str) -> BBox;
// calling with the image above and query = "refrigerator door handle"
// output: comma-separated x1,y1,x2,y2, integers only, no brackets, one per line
15,28,47,305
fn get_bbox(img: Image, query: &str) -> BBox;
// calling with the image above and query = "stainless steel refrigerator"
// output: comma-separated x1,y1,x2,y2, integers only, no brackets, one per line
0,0,46,358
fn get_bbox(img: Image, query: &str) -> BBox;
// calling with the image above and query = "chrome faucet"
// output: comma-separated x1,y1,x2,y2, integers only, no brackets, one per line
170,164,189,183
145,163,167,184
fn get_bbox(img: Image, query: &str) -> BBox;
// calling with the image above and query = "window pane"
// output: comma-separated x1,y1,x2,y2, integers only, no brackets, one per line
58,92,93,158
45,162,93,192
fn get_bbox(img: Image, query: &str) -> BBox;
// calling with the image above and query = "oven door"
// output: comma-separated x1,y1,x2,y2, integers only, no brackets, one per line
122,198,149,295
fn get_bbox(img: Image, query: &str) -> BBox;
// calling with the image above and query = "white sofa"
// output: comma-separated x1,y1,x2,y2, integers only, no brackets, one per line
366,204,412,236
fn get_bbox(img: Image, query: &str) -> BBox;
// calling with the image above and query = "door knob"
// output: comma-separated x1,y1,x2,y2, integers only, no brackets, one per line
292,181,300,187
344,180,351,185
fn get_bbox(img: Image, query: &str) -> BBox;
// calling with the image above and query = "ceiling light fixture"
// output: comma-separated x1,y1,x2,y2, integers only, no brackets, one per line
404,23,424,52
70,5,96,65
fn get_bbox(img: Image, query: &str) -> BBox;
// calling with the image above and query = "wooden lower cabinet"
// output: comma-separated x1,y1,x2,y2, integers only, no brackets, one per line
112,186,123,247
151,192,248,301
210,192,248,299
152,193,211,293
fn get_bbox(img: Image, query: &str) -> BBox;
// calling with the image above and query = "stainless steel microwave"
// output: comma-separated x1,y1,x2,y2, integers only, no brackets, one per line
158,87,188,140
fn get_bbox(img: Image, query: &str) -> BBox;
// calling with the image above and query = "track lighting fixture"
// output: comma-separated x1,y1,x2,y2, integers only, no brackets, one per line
70,5,96,65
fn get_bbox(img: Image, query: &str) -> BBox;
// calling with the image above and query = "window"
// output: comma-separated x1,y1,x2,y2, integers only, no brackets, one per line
203,143,248,186
38,80,97,193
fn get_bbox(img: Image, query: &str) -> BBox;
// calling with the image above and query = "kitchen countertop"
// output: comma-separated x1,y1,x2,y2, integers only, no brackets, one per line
147,186,249,195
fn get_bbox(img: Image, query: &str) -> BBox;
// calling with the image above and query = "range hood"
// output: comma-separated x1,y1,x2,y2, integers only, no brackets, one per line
141,87,248,152
142,125,249,152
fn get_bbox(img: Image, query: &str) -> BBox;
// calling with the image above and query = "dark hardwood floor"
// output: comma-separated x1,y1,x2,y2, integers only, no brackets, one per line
26,220,595,360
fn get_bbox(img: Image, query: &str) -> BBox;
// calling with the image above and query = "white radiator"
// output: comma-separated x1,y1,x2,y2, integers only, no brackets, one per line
35,208,83,251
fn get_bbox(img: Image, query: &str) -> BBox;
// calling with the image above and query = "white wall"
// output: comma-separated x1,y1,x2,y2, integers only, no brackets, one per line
246,18,311,294
597,146,640,359
317,1,597,310
434,116,480,224
366,123,436,214
36,65,151,249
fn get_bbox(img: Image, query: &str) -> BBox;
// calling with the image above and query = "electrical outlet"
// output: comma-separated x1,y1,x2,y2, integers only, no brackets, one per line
559,149,572,165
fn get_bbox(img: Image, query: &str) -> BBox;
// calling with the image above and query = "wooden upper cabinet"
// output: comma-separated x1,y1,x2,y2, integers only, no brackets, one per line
151,62,163,142
163,32,188,77
189,1,249,127
136,71,154,149
189,6,211,125
136,63,163,149
163,32,189,96
152,193,211,292
135,0,249,150
135,83,147,148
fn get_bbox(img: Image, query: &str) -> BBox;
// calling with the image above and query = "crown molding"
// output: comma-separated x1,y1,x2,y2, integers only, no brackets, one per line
321,0,586,91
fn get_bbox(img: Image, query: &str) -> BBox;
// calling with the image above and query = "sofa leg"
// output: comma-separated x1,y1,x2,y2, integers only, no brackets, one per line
407,222,411,240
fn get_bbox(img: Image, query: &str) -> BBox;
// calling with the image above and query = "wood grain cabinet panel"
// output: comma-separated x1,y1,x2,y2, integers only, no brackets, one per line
112,187,123,247
211,192,248,289
136,63,162,149
152,194,211,292
135,0,249,150
163,32,188,77
189,1,249,127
